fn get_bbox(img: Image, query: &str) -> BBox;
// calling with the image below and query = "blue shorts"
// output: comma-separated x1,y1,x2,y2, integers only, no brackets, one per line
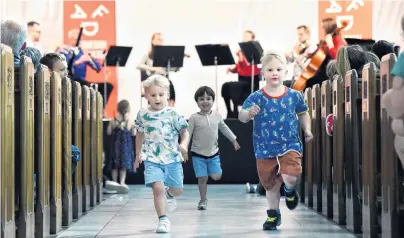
192,155,222,178
144,161,184,188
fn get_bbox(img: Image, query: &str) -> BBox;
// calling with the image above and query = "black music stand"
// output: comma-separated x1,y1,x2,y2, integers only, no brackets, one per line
152,45,185,79
239,41,263,93
103,46,132,112
195,44,235,109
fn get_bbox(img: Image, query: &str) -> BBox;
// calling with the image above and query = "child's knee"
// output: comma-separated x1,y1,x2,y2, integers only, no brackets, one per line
210,174,222,181
169,187,183,196
151,182,166,196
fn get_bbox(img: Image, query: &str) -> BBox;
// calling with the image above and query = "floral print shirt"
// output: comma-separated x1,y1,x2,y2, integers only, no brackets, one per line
135,107,188,164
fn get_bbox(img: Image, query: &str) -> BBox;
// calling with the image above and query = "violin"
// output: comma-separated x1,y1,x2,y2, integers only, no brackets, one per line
295,41,310,55
292,21,348,92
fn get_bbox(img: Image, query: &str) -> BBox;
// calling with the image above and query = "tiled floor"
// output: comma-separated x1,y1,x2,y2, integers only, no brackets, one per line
57,185,357,238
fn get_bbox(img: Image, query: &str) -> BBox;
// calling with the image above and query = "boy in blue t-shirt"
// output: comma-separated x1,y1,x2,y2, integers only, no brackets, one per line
239,51,313,230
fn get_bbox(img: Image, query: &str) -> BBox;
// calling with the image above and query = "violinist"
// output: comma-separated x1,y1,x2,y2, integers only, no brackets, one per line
57,28,102,83
321,17,347,59
285,25,317,82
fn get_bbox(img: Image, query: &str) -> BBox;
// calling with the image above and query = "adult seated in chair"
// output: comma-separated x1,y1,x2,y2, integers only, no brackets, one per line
1,19,27,67
222,30,260,119
20,47,42,73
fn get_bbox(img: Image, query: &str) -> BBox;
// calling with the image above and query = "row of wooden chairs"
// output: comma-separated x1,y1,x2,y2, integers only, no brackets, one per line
1,43,104,237
299,53,404,238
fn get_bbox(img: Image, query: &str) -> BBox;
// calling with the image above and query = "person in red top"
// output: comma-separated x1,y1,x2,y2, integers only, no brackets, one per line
321,17,347,59
301,18,347,89
222,30,260,118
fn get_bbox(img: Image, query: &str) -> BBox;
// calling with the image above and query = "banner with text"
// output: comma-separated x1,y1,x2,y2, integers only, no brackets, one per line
318,0,372,40
63,0,117,118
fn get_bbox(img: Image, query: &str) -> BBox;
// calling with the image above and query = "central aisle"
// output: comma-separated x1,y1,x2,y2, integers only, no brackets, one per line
57,185,356,238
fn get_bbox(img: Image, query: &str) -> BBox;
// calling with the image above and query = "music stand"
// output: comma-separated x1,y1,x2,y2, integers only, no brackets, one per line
195,44,235,109
152,45,185,79
103,46,133,113
238,41,263,93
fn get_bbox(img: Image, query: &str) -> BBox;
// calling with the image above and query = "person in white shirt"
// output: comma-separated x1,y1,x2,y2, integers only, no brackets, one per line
26,21,42,52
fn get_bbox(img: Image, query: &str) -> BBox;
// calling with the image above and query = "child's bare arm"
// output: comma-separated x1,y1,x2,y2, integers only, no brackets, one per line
179,128,190,148
135,131,144,157
298,111,311,132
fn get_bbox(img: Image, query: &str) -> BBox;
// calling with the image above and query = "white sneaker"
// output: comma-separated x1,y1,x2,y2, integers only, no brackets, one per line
165,189,177,212
197,199,208,210
156,217,170,233
105,181,129,194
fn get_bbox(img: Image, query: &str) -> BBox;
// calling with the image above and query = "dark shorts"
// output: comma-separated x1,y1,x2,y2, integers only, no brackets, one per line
256,151,302,191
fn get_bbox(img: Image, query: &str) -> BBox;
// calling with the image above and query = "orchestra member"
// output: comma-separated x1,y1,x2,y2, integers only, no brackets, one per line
222,30,260,118
137,33,190,107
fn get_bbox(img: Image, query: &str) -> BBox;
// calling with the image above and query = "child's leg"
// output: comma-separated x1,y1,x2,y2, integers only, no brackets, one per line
257,158,282,230
111,169,118,182
279,151,302,210
151,181,167,217
266,178,282,210
119,169,127,185
164,162,184,212
192,156,209,200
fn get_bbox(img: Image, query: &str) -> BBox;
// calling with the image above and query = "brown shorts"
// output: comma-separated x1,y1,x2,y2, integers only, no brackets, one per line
256,151,302,191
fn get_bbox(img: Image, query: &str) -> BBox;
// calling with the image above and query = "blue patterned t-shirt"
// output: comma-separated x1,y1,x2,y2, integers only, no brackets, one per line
242,87,309,159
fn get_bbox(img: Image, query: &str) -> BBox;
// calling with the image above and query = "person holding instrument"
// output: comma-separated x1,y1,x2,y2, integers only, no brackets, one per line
57,28,103,84
292,18,347,90
285,25,317,85
137,32,190,107
222,30,260,118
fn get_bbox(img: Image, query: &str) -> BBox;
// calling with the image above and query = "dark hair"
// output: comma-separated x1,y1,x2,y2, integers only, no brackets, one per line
371,40,394,60
39,53,64,71
194,86,215,102
27,21,39,27
117,100,130,117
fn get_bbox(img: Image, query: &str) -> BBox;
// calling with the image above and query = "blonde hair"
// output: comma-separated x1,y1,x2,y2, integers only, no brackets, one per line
143,74,170,90
260,50,287,68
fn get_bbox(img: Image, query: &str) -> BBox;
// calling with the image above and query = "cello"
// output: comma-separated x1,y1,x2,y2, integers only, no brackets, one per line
292,21,348,91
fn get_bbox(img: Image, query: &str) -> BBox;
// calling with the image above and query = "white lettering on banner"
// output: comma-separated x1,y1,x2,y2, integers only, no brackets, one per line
69,4,110,37
325,0,342,13
336,15,354,31
70,4,87,19
91,4,109,19
346,0,365,12
81,22,99,37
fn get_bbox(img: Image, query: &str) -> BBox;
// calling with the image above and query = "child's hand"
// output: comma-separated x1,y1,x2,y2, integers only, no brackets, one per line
179,143,188,162
304,130,313,142
134,156,142,169
233,141,241,150
248,105,260,118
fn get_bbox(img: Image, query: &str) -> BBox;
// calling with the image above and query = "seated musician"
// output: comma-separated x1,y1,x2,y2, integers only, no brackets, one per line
222,30,260,118
137,32,190,107
293,18,347,90
0,19,27,67
57,29,102,84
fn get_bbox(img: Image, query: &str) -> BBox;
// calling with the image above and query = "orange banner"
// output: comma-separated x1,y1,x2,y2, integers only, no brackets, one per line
63,0,117,118
318,0,372,40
